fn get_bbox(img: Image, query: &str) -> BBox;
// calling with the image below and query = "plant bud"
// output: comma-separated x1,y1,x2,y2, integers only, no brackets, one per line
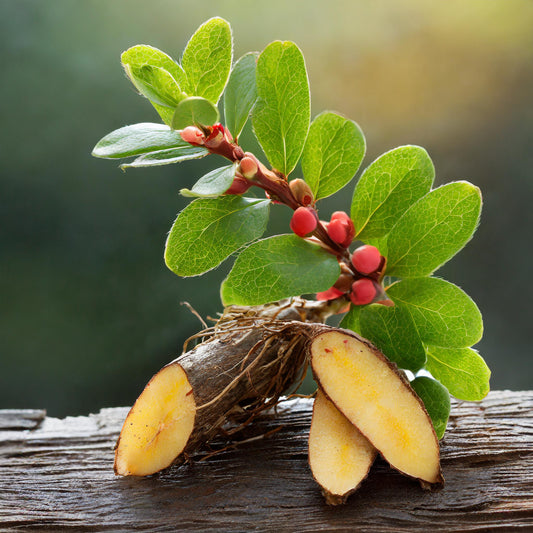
224,176,252,195
239,156,258,179
204,123,225,148
351,245,382,275
331,211,352,224
327,212,355,248
290,207,318,237
350,278,377,306
289,179,314,206
316,286,344,301
180,126,205,146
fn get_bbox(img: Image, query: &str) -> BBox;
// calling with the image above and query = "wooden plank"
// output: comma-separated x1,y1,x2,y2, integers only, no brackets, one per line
0,391,531,531
0,410,46,430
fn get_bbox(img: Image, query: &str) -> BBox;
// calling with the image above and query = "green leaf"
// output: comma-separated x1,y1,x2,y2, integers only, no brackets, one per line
426,346,490,401
252,41,310,175
224,52,259,139
387,277,483,348
92,123,185,159
171,97,220,130
339,306,362,334
121,45,187,125
386,181,482,278
165,197,269,277
180,164,237,198
221,235,340,306
359,304,426,372
410,376,450,439
351,146,434,240
181,17,232,103
120,145,207,169
124,64,183,108
301,112,365,200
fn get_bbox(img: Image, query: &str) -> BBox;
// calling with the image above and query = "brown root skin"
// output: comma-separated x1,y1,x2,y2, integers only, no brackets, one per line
310,328,444,490
114,298,443,499
309,389,377,505
114,298,331,476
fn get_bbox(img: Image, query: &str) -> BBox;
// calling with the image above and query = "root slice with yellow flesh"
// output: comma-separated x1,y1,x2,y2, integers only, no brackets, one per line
309,389,377,505
114,300,321,477
311,330,443,488
114,362,196,476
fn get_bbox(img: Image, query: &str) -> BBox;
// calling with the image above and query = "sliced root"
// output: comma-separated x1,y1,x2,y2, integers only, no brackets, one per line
309,389,377,505
310,329,443,488
114,363,195,476
114,298,328,477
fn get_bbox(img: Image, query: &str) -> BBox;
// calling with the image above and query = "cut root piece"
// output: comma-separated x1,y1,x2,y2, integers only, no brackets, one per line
114,299,329,477
114,363,195,476
309,389,377,505
311,329,443,488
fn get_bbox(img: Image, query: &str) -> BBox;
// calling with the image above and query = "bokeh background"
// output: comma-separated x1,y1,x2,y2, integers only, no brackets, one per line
1,0,532,417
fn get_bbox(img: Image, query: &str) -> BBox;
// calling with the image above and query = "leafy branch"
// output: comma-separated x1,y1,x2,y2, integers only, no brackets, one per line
92,16,489,439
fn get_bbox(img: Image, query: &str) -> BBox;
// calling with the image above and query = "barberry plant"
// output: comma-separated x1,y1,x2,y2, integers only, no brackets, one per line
92,17,489,440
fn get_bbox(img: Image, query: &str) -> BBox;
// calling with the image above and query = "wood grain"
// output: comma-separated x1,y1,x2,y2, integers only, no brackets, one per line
0,391,531,531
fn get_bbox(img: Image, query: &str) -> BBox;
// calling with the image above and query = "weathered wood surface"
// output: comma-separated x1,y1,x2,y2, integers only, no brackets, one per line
0,391,531,532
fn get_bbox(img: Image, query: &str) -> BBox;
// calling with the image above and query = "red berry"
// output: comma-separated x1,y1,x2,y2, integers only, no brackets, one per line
350,279,377,306
351,245,382,274
327,218,355,248
331,211,351,223
290,207,318,237
316,287,344,301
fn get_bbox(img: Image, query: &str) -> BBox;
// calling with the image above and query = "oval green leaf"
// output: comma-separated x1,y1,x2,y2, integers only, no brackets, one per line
301,112,365,200
359,303,426,372
124,64,182,108
224,52,259,139
410,376,450,439
121,45,187,125
181,17,232,103
180,164,237,198
172,96,220,130
221,235,340,306
165,197,270,277
252,41,310,176
426,346,490,401
387,277,483,348
120,145,207,169
351,146,434,241
92,123,185,159
386,181,482,278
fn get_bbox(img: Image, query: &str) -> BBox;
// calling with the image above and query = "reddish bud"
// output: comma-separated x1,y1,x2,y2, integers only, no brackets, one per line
224,176,252,195
327,212,355,248
331,211,352,224
204,123,226,148
350,278,377,306
290,207,318,237
239,156,258,179
376,299,394,307
316,287,344,301
289,179,314,206
351,245,382,275
180,126,205,146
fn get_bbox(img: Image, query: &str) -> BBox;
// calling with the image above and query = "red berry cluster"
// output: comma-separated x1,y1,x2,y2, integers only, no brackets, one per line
180,126,389,310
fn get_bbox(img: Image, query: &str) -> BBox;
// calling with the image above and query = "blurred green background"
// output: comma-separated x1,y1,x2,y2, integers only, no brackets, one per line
1,0,532,417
